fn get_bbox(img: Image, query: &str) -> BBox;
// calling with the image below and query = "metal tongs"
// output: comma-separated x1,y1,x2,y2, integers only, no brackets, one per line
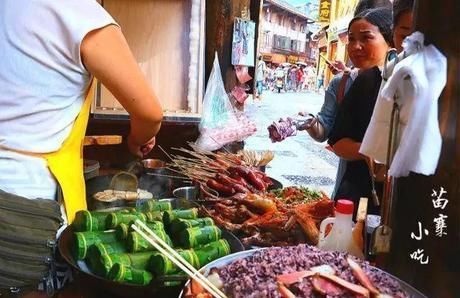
371,49,402,255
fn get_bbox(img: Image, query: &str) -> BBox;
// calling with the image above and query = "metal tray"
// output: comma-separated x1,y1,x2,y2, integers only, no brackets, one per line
179,248,428,298
58,199,245,297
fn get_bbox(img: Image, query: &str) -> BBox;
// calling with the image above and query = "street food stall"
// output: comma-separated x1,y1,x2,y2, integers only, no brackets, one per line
0,0,458,297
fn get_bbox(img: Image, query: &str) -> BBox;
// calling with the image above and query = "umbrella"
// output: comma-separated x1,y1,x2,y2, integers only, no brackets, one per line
280,62,292,67
296,62,308,67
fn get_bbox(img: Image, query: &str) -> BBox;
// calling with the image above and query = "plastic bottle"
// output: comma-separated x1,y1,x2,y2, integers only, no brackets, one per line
317,200,364,259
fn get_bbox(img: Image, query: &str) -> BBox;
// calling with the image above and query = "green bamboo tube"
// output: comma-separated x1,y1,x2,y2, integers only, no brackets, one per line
169,217,214,234
73,210,112,232
140,200,172,212
86,242,127,275
98,251,159,277
178,226,222,249
117,221,164,241
126,229,173,253
148,249,199,275
73,231,117,260
105,212,147,229
194,239,231,268
162,208,198,226
144,211,163,222
108,264,153,285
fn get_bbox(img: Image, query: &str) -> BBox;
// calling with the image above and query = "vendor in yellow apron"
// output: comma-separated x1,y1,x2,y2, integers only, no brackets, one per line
0,79,95,223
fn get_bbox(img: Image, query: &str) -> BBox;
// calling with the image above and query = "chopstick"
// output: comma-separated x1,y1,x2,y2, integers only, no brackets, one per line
131,220,227,298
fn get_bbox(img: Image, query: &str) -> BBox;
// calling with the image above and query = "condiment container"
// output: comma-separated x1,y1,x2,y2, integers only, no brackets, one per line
317,199,364,259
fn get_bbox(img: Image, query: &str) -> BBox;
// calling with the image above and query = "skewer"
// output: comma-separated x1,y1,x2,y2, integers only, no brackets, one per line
131,220,227,298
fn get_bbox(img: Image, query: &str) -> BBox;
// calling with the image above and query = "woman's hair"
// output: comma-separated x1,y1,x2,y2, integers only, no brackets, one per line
349,7,394,46
393,0,414,25
354,0,392,16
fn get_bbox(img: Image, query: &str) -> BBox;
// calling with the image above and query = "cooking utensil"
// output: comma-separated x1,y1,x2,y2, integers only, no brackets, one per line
109,171,138,192
57,199,245,297
370,49,401,255
173,186,198,200
132,220,227,298
178,248,427,298
83,135,123,146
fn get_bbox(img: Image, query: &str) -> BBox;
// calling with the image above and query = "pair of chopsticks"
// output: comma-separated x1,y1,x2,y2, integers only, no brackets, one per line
131,220,227,298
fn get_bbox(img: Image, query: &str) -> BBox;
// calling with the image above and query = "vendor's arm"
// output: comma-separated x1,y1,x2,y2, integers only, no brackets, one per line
81,25,163,153
330,138,366,161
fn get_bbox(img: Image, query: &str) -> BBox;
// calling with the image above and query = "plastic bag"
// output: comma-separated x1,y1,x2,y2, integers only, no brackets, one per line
195,53,256,151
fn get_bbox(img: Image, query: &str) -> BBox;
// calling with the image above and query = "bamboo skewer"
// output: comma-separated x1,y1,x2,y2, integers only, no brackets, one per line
131,220,227,298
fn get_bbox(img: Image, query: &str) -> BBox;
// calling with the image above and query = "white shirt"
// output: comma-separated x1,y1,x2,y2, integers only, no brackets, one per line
0,0,117,199
360,32,447,177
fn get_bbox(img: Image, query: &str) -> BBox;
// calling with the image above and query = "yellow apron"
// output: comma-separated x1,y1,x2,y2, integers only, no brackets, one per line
0,79,96,223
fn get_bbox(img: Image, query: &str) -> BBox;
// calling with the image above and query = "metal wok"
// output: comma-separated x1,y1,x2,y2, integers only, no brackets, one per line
58,199,245,297
85,171,191,210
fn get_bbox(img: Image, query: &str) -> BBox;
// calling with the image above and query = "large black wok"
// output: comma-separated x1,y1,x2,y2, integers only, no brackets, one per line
58,199,245,298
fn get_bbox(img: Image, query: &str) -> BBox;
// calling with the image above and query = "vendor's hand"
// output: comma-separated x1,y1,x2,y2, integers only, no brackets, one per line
298,117,317,131
128,134,156,158
364,156,387,182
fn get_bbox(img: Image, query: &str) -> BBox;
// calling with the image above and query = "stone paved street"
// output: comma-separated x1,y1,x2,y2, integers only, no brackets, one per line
244,89,338,196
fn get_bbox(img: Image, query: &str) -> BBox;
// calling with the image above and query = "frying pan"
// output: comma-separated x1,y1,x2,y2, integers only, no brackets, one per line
58,199,245,297
85,172,191,210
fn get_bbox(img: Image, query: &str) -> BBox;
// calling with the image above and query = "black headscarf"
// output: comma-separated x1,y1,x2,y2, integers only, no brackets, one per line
349,7,394,46
393,0,414,25
354,0,392,16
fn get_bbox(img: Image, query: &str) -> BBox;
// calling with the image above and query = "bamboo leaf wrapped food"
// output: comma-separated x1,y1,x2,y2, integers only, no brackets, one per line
108,263,153,285
140,200,172,212
115,223,130,241
148,249,199,275
73,210,129,232
73,231,117,260
105,212,147,229
127,229,173,253
98,251,159,277
178,226,222,248
163,208,198,226
194,239,231,267
144,210,163,222
116,221,164,241
169,217,214,234
86,242,127,275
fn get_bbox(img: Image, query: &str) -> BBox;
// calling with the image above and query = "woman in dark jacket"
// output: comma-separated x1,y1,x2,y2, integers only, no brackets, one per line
327,7,393,216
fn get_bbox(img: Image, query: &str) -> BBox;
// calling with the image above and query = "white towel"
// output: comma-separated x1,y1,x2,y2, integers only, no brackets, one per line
360,32,447,177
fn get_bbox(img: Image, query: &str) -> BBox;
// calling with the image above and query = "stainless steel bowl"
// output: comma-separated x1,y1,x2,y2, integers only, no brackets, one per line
172,186,198,200
141,159,166,171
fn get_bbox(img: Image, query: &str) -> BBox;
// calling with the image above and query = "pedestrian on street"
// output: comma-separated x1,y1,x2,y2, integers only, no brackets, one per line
256,55,267,100
317,68,325,92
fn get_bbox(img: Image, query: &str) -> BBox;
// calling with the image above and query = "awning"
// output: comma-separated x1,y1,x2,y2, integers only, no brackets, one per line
261,53,286,64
